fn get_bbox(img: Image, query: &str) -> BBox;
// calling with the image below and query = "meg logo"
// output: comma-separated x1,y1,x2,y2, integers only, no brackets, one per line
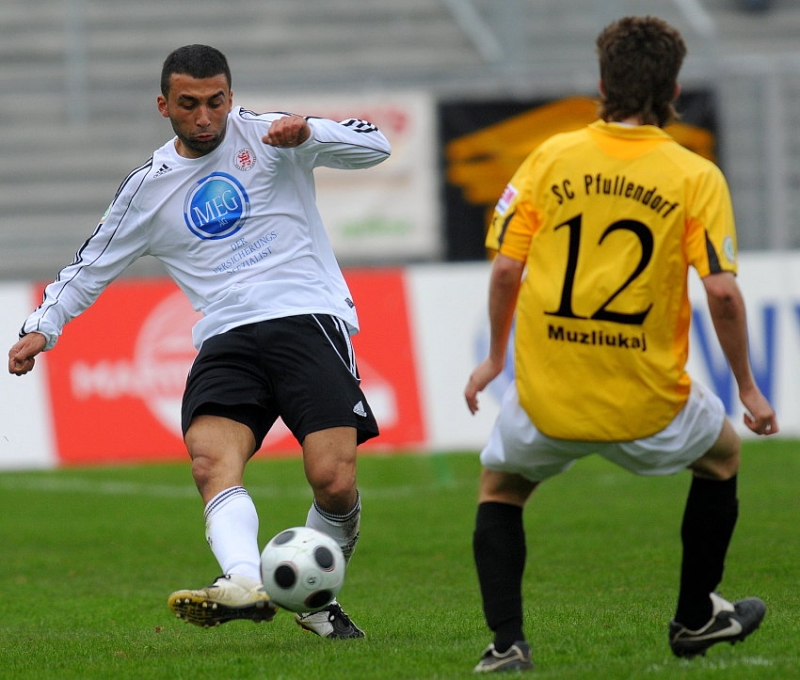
184,172,250,240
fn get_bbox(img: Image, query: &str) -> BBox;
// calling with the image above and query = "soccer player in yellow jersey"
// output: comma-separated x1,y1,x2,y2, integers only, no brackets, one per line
464,16,778,673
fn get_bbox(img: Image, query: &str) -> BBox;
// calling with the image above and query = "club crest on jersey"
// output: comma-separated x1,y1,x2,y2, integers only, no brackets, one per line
234,148,257,171
184,172,250,240
722,235,736,265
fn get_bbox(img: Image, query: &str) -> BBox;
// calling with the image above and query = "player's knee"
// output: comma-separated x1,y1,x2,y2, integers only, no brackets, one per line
190,453,219,488
690,447,740,481
308,468,357,513
303,432,358,511
691,419,742,480
479,468,537,505
690,458,739,481
187,436,237,484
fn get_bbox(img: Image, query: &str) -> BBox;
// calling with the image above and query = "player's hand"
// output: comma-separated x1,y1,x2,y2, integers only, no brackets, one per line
7,332,47,376
465,358,504,415
262,115,310,148
740,384,779,436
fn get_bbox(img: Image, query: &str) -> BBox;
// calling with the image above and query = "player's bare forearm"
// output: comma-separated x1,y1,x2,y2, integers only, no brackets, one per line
486,255,523,363
704,272,778,435
704,273,752,387
465,254,523,414
7,332,47,376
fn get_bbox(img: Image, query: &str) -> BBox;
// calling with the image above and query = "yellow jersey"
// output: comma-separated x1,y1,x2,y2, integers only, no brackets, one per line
487,120,737,441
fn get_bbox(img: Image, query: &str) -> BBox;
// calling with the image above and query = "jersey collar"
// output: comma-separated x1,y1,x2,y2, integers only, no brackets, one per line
589,119,673,141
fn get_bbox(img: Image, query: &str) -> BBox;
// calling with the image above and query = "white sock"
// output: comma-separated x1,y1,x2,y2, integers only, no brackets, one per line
204,486,262,582
305,492,361,563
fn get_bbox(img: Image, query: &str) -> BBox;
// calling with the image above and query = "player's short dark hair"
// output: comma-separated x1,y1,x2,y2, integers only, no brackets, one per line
160,44,232,96
596,16,686,127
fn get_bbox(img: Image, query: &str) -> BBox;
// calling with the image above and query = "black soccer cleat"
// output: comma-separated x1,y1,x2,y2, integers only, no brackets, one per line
669,592,766,658
473,641,534,673
295,600,365,639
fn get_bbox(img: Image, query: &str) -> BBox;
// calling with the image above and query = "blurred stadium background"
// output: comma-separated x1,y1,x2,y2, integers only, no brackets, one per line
3,0,800,470
1,0,799,281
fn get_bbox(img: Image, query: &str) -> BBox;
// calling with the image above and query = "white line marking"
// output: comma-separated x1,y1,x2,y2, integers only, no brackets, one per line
0,476,471,500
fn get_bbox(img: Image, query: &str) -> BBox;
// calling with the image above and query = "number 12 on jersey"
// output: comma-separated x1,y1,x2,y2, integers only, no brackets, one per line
545,213,654,326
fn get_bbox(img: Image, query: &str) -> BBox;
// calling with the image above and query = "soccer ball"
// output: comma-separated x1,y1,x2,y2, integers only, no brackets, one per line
260,527,345,613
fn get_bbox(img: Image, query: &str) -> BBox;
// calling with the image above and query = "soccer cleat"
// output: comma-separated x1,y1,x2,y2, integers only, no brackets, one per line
474,641,534,673
669,592,766,658
168,574,277,627
295,600,365,639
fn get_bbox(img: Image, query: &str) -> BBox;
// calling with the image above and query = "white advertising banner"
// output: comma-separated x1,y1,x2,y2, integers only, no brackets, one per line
1,252,797,470
0,283,57,469
406,262,501,450
408,253,800,451
242,90,440,263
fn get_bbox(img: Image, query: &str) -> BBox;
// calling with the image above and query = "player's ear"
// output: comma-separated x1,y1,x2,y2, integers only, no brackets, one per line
598,79,606,97
157,95,169,118
672,83,681,102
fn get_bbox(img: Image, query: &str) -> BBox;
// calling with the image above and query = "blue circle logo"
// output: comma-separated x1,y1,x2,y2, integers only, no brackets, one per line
184,172,250,240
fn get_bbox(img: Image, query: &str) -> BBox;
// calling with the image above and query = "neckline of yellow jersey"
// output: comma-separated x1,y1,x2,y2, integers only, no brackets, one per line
589,119,672,140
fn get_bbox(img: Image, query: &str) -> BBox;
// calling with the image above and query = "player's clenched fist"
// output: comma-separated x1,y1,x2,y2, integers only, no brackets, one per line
262,115,310,148
7,332,46,376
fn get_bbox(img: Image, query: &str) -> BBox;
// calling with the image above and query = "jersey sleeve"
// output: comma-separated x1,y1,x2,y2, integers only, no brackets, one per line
295,117,391,170
485,153,539,262
685,163,738,278
20,164,152,350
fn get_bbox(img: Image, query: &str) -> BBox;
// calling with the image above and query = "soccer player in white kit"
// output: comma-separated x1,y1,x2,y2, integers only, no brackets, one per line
8,44,391,639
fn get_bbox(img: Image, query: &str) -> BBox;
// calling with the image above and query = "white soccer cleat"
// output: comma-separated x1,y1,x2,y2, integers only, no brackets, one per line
168,574,277,627
295,600,365,639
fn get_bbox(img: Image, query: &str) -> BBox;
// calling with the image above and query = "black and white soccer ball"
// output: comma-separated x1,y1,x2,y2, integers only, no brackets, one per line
260,527,345,613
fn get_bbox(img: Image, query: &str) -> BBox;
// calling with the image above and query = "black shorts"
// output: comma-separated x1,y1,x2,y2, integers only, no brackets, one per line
181,314,379,448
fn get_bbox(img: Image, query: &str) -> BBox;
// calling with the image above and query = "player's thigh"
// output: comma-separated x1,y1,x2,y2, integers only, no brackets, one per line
184,414,257,501
184,413,256,457
275,315,379,446
688,417,740,480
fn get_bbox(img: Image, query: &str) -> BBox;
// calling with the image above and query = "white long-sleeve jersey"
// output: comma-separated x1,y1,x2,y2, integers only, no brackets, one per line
21,108,391,350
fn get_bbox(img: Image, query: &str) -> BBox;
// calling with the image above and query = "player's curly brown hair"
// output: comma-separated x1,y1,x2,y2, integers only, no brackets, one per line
596,16,687,127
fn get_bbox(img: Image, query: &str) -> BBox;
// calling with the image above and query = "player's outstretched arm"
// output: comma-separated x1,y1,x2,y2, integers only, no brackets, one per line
465,254,524,415
259,113,390,169
703,272,778,436
8,332,47,376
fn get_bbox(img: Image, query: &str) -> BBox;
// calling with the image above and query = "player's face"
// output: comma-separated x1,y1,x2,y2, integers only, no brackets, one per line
157,73,233,158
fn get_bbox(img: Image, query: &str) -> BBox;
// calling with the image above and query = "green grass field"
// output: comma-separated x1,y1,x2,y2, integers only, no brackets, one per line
0,439,797,679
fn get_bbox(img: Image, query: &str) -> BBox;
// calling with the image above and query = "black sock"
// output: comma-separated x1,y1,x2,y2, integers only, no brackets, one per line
675,475,738,629
473,501,526,650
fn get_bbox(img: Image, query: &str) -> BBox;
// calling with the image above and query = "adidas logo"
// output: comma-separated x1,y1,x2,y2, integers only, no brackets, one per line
352,401,367,417
152,163,172,178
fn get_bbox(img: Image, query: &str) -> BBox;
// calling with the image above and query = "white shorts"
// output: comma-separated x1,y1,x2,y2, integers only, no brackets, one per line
480,380,726,482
